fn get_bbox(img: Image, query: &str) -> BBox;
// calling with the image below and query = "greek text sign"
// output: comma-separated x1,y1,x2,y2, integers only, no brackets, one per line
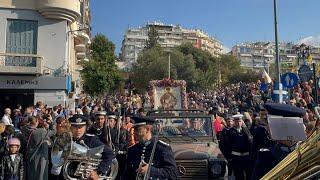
0,76,68,90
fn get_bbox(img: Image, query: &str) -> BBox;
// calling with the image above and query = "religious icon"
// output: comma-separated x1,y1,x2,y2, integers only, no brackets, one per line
160,87,177,110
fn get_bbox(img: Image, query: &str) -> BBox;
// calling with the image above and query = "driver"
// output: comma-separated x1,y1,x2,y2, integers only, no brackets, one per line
69,114,116,179
178,118,190,134
186,118,207,136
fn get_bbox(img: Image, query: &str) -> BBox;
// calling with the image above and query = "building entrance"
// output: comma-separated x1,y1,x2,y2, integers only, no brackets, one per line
0,90,34,115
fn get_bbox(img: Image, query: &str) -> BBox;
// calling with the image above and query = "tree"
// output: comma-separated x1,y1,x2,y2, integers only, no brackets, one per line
178,43,217,72
81,34,122,98
131,43,212,91
228,69,260,84
131,43,250,92
131,45,200,91
145,25,160,49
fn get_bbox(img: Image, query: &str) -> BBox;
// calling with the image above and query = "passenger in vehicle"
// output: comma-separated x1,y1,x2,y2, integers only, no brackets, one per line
186,118,207,136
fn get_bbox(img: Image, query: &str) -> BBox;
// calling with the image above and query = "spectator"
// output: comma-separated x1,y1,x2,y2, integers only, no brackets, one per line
1,108,13,126
21,116,51,180
0,122,7,157
0,137,25,180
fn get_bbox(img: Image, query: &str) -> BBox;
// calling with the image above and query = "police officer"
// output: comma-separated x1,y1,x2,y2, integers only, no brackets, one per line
87,111,109,144
124,116,178,180
107,113,129,152
108,113,130,180
218,115,234,177
69,114,116,179
251,103,306,180
228,114,252,180
251,108,274,164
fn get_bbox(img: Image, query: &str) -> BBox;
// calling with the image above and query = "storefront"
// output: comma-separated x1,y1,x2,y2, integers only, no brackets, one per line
0,75,72,110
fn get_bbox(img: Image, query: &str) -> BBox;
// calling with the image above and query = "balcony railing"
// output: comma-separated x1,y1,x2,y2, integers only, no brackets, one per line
0,53,43,75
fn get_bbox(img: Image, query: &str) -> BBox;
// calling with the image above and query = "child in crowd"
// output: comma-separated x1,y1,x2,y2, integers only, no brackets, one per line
0,138,24,180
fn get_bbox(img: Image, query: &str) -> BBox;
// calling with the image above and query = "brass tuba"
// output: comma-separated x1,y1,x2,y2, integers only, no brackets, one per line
51,132,118,180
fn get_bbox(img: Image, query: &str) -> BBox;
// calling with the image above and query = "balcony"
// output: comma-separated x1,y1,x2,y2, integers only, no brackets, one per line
37,0,81,23
0,53,43,75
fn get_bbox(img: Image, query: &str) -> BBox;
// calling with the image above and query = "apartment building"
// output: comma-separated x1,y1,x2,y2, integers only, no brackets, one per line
120,22,223,68
232,41,320,73
231,42,296,72
0,0,91,108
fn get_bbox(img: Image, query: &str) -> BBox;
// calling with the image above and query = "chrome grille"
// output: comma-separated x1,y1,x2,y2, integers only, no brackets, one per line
176,160,208,180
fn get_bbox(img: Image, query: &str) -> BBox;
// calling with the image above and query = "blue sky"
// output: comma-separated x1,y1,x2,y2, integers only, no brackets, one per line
91,0,320,54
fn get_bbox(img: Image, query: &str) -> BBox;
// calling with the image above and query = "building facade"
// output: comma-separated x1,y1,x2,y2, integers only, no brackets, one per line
0,0,91,109
232,42,297,72
232,41,320,73
120,22,223,68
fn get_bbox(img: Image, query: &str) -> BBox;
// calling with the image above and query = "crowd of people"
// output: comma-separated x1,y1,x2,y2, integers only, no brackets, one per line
187,80,318,179
0,79,319,180
0,93,154,180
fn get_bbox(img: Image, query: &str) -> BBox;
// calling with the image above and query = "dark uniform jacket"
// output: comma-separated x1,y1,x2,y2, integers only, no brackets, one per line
1,153,24,180
218,127,232,160
251,143,294,180
228,127,252,154
73,134,116,174
251,125,274,161
110,128,129,152
87,126,108,144
124,139,178,180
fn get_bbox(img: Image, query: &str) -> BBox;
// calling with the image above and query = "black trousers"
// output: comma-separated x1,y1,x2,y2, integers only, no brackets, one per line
231,155,251,180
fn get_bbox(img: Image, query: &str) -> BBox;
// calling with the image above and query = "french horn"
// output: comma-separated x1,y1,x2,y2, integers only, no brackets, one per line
51,132,118,180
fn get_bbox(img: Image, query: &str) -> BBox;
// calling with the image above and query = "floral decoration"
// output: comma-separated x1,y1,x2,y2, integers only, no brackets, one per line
148,78,187,109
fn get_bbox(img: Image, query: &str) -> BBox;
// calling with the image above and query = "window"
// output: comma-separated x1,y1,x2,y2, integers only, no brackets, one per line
6,19,38,67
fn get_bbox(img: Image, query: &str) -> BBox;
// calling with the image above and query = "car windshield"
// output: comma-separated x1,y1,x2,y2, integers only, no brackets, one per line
153,117,213,137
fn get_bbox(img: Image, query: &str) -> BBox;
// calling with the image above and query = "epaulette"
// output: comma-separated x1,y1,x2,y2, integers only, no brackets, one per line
85,133,95,137
158,140,169,146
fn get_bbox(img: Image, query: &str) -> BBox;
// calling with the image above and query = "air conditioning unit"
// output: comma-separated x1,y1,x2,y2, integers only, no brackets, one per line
43,69,52,75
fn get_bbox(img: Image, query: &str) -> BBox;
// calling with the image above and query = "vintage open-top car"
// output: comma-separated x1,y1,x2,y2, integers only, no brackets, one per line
148,109,226,179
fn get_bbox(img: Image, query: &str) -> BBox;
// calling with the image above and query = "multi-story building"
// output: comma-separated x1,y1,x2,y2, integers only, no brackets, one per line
232,42,297,72
120,22,223,68
0,0,91,109
232,41,320,73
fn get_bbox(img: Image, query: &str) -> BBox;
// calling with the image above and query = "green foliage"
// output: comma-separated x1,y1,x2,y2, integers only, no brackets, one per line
178,43,217,72
81,34,122,98
228,69,260,84
131,43,249,92
145,26,160,49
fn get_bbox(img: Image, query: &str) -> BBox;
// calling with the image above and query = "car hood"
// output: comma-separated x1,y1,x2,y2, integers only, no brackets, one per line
171,142,222,160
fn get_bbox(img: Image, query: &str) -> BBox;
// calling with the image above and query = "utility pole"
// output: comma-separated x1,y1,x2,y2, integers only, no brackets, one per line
273,0,283,103
274,0,280,84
